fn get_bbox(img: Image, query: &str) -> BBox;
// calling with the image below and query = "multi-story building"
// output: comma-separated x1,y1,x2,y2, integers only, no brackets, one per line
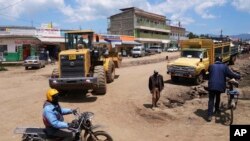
170,25,188,47
108,7,170,50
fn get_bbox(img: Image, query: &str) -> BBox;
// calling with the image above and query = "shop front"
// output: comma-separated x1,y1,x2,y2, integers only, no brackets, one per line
101,35,140,57
36,28,65,60
0,36,41,61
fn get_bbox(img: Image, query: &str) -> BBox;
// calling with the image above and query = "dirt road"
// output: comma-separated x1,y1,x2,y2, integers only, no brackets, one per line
0,53,249,141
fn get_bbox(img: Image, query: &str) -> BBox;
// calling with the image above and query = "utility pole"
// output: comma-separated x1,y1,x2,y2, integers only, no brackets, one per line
178,21,181,47
220,29,223,40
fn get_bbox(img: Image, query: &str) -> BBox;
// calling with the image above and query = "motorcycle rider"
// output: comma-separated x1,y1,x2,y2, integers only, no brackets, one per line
43,88,77,141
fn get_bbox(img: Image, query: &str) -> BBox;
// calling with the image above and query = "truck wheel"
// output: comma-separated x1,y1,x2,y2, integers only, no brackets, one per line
51,69,59,78
93,66,107,95
195,73,204,85
106,61,115,83
171,76,179,83
25,66,28,70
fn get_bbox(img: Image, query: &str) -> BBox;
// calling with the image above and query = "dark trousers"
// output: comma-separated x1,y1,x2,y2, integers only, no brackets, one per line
208,90,221,117
47,128,74,141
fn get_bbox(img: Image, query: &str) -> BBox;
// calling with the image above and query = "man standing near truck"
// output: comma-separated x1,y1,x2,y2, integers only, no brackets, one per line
207,56,240,122
148,70,164,108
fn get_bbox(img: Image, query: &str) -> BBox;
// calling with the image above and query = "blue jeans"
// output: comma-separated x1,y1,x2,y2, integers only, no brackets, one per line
208,90,221,117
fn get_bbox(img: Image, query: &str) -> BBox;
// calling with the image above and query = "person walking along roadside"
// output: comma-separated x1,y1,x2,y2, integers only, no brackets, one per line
207,56,241,122
148,70,164,108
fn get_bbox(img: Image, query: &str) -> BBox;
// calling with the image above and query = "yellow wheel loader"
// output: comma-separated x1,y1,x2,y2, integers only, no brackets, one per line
49,30,121,95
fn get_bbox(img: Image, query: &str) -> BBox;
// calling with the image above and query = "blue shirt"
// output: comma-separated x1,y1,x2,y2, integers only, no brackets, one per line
43,102,72,129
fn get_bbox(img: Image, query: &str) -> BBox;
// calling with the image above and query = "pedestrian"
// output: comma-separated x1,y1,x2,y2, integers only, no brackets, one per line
207,56,240,122
148,70,164,108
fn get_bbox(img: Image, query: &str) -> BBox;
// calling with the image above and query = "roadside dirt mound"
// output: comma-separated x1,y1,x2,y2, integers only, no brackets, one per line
121,54,178,68
135,106,177,124
234,55,250,99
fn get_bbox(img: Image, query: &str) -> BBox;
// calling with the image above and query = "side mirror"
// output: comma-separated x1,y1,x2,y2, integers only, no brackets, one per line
200,58,203,62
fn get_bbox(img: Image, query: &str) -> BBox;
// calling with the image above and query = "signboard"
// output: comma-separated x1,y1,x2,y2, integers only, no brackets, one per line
36,28,61,37
0,28,35,36
14,40,40,45
102,35,121,40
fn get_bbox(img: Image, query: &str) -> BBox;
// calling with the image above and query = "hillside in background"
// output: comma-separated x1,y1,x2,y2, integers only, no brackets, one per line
230,34,250,41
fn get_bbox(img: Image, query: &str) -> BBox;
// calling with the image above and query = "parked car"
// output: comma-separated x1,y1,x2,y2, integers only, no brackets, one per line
23,56,46,70
131,46,145,57
167,47,178,52
148,46,162,53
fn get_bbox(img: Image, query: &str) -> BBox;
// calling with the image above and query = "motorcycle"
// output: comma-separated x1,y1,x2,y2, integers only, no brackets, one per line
14,109,113,141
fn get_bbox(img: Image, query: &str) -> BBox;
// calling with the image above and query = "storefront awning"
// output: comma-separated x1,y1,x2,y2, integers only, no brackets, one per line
37,37,65,43
162,40,170,43
122,41,141,45
93,39,109,44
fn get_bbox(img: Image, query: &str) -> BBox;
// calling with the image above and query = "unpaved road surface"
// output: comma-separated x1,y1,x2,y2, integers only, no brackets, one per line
0,53,250,141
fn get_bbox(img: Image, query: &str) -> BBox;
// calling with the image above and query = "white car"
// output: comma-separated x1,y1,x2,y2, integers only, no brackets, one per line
167,47,178,52
148,46,162,53
131,46,145,57
23,56,46,70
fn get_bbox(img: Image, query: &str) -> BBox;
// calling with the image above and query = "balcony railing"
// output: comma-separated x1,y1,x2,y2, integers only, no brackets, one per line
136,32,169,39
136,21,170,30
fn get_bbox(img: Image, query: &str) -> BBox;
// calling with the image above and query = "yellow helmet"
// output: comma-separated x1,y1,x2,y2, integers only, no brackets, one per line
46,89,59,102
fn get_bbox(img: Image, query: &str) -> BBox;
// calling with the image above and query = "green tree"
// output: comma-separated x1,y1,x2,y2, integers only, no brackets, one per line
187,32,198,39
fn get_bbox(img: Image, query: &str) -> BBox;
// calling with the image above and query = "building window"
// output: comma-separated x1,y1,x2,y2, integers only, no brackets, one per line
0,45,7,52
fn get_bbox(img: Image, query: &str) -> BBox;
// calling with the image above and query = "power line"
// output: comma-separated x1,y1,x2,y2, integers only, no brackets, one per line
0,0,25,11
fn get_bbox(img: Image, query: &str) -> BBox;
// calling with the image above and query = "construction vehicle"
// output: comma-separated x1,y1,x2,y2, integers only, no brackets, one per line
167,38,238,84
49,30,122,95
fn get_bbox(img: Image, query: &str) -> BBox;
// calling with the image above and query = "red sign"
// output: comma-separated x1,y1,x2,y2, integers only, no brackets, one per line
14,40,40,45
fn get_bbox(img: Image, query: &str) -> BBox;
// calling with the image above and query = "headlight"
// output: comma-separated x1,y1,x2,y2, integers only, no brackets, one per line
52,80,58,83
167,65,172,70
60,55,67,60
78,55,84,59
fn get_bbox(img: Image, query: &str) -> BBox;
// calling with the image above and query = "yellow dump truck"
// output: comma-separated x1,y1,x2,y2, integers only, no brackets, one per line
167,38,238,84
49,30,122,95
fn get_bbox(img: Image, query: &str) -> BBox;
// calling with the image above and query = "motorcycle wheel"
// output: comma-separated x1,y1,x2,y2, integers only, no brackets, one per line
22,134,43,141
87,131,113,141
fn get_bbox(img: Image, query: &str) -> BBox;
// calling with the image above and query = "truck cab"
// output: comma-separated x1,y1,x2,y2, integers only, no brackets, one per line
167,38,231,85
167,48,209,84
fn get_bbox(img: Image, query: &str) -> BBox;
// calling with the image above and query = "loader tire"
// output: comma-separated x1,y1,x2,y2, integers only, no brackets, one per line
92,66,107,95
51,68,59,78
106,61,115,83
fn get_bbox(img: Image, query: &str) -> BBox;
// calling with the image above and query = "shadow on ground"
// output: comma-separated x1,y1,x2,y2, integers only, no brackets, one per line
143,103,152,109
194,109,208,121
59,91,97,103
194,108,232,126
164,79,197,86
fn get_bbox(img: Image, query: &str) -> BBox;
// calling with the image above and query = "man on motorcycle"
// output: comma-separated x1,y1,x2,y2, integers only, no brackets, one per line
43,88,77,141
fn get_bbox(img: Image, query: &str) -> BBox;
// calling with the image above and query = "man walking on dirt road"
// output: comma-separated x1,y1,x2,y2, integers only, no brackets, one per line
148,70,164,108
207,56,240,122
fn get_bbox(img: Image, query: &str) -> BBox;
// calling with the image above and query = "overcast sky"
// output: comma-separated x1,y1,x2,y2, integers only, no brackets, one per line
0,0,250,35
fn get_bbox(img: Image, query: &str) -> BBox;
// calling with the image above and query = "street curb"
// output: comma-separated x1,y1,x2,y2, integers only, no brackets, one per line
120,55,179,68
